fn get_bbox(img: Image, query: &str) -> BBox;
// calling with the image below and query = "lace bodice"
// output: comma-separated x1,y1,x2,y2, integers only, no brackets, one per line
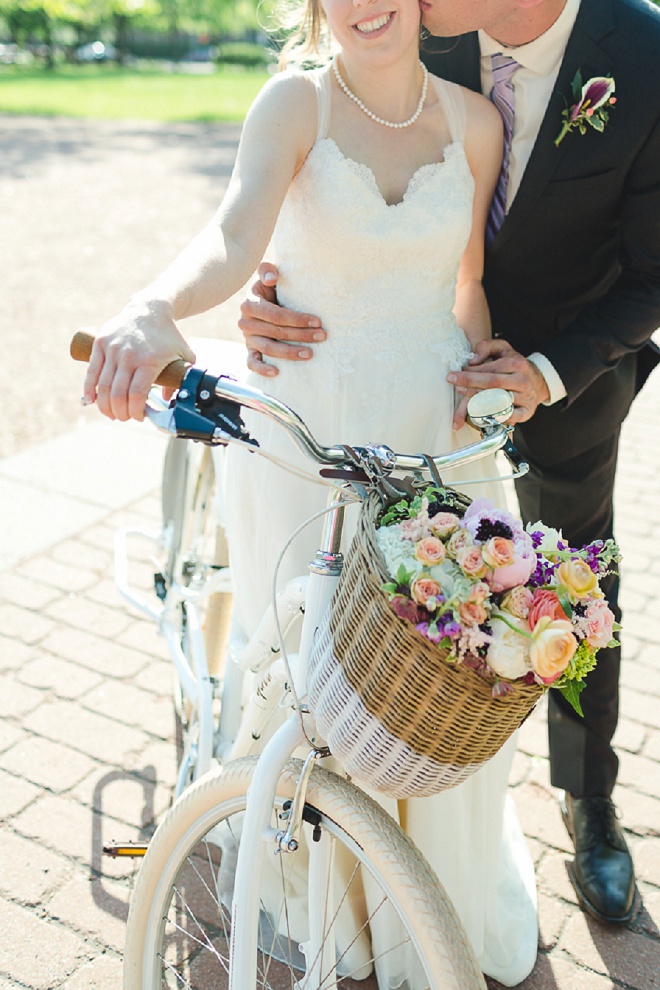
268,68,476,398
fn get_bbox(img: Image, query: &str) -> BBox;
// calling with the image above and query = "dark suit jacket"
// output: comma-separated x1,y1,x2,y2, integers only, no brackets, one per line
422,0,660,466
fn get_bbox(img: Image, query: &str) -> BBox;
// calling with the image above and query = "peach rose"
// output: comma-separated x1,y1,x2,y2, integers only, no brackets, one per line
529,616,577,684
456,546,488,579
459,601,488,626
414,536,446,566
468,581,490,605
527,589,568,630
481,537,515,569
410,576,443,609
557,559,598,600
500,585,534,619
429,512,460,538
446,528,474,559
584,598,616,649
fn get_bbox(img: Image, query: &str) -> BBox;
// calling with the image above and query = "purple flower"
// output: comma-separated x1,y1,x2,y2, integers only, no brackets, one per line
571,76,616,119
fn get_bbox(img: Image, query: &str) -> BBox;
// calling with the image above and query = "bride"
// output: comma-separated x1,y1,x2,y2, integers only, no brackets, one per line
82,0,538,983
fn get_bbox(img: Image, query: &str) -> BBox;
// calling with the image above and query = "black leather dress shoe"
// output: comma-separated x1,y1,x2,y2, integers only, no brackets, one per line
562,794,636,925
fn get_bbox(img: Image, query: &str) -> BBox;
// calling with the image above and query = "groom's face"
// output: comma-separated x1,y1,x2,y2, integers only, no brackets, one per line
418,0,520,38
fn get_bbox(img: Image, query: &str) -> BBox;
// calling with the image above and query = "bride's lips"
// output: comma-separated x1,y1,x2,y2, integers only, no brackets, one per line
352,10,396,39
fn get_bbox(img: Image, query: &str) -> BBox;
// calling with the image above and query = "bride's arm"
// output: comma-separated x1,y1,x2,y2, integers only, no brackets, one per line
83,72,317,422
452,90,502,350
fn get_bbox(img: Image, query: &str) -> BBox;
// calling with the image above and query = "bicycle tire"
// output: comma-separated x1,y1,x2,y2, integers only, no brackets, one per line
124,758,486,990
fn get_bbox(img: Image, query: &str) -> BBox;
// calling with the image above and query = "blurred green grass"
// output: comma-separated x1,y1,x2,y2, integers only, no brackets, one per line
0,64,271,121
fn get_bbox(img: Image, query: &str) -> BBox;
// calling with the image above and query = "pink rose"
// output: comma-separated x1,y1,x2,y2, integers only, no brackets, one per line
410,576,443,610
414,536,446,566
429,512,460,538
400,517,427,543
584,598,615,649
456,546,488,579
481,537,515,569
490,544,537,592
446,528,473,560
530,617,577,684
527,589,568,630
500,585,534,619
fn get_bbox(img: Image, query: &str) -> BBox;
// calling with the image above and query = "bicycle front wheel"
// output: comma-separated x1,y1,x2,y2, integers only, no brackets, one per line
124,758,485,990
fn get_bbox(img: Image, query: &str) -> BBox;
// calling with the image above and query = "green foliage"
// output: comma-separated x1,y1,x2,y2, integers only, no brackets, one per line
216,41,275,68
0,63,269,120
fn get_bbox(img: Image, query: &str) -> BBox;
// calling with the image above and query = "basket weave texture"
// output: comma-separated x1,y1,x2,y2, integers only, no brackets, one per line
312,491,543,777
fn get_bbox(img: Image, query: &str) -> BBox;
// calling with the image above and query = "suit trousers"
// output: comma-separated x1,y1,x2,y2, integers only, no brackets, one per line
513,429,621,798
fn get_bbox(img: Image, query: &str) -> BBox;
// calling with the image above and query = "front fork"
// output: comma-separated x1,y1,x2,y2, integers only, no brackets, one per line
228,489,347,990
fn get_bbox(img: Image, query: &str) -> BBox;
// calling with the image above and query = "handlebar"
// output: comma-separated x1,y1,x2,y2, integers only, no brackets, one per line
70,331,528,479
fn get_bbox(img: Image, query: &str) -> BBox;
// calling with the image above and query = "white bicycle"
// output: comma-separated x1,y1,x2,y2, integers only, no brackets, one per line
71,333,527,990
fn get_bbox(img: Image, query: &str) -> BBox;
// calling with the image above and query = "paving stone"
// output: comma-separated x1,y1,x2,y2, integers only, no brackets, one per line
537,850,578,906
48,874,131,954
620,688,660,730
17,556,98,594
0,604,56,645
0,634,34,672
0,736,95,793
0,572,62,610
44,595,131,640
0,827,73,904
13,792,108,866
22,699,146,764
0,899,88,987
60,952,123,989
49,538,112,574
514,782,573,853
617,751,660,797
70,763,167,832
634,838,660,889
616,787,660,837
537,890,574,951
612,717,646,754
0,721,25,756
38,625,149,679
118,619,170,660
0,769,40,820
82,680,172,738
0,675,44,719
18,652,103,699
561,910,660,988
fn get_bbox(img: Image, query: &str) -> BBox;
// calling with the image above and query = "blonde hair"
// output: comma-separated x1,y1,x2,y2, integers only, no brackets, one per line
273,0,334,69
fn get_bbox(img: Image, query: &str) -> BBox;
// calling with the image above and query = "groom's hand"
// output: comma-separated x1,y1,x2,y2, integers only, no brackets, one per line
239,262,327,378
449,339,550,429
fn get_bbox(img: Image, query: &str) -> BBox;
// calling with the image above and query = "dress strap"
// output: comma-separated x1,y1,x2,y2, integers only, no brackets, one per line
431,76,467,145
308,65,332,141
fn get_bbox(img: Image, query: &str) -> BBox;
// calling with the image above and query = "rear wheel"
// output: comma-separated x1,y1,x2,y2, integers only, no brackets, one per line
124,758,486,990
161,439,233,793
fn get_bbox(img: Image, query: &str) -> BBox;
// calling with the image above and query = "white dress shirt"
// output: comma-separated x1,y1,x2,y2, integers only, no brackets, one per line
479,0,582,403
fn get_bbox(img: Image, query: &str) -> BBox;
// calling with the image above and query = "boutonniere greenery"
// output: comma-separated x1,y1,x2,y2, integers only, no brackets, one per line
555,71,616,147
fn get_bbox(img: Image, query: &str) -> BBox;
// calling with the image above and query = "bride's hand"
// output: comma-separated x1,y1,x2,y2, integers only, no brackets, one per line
239,263,327,377
82,299,195,422
448,339,549,428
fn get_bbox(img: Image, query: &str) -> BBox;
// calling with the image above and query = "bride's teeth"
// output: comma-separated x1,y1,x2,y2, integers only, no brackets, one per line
356,13,391,33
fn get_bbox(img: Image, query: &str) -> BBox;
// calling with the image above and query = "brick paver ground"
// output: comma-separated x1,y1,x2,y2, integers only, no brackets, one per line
1,114,658,989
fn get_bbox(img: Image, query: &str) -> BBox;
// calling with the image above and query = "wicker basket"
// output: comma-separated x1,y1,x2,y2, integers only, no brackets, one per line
308,490,544,798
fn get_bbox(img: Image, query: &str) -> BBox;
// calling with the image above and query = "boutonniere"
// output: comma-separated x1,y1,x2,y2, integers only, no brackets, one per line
555,71,616,147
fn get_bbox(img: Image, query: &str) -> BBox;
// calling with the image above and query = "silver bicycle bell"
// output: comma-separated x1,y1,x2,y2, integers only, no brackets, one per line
466,388,515,428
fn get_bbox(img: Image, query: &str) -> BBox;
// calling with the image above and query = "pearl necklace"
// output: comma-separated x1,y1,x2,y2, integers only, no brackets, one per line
332,58,428,129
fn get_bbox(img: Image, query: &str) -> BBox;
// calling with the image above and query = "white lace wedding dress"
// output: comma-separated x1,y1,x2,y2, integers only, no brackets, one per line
224,65,538,986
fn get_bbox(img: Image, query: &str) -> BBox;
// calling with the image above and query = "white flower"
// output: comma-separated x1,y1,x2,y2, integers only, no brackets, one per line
486,614,531,680
525,521,564,554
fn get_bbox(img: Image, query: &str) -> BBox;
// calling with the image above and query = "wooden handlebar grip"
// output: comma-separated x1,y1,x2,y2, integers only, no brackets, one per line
70,331,190,390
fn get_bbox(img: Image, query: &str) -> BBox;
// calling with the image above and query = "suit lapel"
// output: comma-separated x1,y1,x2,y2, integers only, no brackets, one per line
490,0,616,253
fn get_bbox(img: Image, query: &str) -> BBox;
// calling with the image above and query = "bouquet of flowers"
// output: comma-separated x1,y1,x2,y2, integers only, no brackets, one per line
377,486,621,716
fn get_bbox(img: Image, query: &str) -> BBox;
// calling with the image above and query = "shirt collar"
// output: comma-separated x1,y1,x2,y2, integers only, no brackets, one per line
478,0,581,75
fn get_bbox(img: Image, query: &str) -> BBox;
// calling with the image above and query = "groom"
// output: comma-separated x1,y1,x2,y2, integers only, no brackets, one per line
238,0,660,926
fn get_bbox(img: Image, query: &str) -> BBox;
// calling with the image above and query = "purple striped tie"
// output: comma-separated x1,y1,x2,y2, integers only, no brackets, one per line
486,54,520,245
